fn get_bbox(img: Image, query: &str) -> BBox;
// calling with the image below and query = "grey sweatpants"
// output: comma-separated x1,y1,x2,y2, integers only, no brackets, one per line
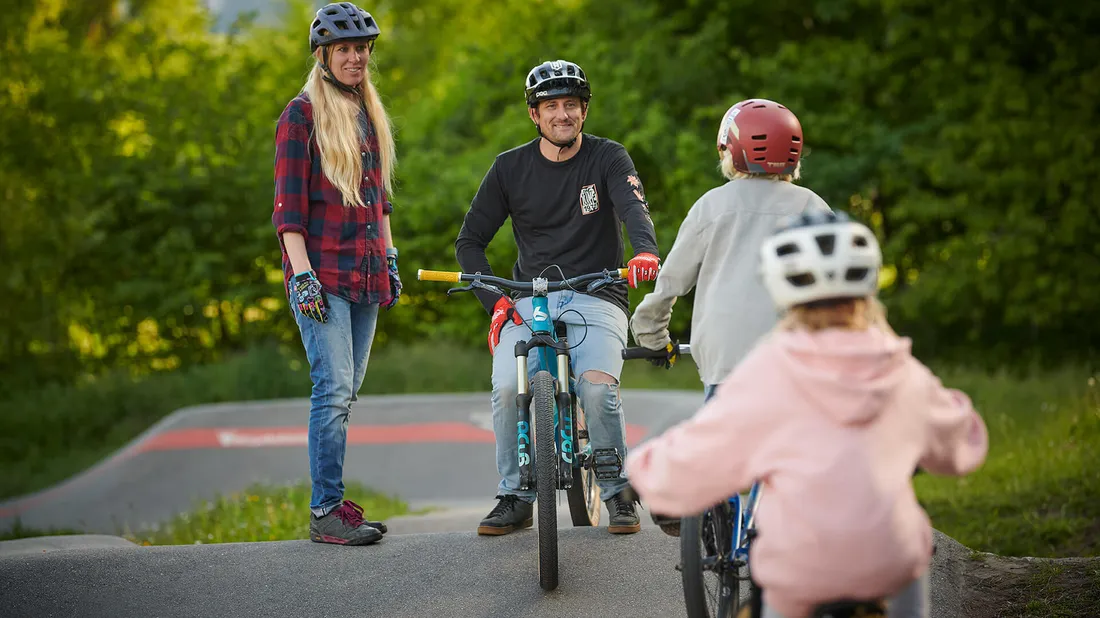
760,570,929,618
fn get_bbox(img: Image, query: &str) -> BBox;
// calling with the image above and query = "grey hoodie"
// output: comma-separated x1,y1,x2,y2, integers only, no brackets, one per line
630,177,831,384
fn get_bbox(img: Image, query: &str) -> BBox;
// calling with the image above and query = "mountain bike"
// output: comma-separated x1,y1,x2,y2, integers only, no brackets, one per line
418,267,632,591
623,345,889,618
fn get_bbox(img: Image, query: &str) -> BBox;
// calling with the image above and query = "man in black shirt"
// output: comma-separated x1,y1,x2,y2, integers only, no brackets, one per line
455,59,660,536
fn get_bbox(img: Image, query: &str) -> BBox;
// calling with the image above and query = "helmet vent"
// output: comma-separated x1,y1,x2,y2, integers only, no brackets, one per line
751,134,767,141
792,136,802,143
787,273,815,287
539,69,550,79
333,20,349,30
845,268,869,282
852,235,869,247
814,234,836,256
776,243,800,257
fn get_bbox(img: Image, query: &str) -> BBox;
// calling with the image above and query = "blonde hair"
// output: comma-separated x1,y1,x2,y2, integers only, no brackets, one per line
303,50,396,207
776,296,897,336
719,149,800,182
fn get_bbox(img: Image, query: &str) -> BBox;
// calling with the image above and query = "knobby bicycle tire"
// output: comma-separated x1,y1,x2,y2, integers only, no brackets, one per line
532,370,559,591
681,502,739,618
566,394,601,526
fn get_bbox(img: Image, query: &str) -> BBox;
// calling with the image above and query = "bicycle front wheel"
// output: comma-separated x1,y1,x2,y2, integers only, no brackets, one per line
531,370,559,591
681,502,739,618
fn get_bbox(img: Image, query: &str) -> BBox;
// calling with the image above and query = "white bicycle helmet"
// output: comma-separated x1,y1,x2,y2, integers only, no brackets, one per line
759,210,882,310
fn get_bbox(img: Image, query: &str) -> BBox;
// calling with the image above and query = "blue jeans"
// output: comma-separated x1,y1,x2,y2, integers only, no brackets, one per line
491,291,630,502
291,294,379,517
703,383,719,402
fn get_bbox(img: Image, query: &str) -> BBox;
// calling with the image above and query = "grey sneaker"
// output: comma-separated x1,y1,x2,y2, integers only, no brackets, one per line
477,495,533,536
606,492,641,534
309,501,383,545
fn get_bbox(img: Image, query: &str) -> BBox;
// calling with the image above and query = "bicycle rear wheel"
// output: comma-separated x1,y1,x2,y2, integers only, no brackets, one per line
531,370,559,591
681,502,739,618
566,394,601,526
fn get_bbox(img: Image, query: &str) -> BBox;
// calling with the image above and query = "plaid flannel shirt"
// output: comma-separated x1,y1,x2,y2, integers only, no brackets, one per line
272,94,393,305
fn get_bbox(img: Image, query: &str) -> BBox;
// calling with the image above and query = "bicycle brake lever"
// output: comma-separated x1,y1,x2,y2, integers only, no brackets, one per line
447,279,506,298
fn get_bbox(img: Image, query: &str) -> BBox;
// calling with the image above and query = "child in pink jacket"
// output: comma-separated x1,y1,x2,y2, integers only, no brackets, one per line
625,211,988,618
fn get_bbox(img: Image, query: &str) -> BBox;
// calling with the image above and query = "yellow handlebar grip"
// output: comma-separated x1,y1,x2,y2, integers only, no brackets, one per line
618,267,629,279
418,269,462,282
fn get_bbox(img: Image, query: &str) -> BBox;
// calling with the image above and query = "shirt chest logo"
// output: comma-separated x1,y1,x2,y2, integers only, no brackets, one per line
579,184,600,215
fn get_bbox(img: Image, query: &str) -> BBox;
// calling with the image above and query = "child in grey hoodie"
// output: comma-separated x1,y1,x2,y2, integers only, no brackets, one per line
630,98,832,391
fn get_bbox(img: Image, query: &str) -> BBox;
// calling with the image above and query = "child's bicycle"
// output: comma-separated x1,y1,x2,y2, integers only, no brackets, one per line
622,344,759,616
419,267,633,592
621,345,887,618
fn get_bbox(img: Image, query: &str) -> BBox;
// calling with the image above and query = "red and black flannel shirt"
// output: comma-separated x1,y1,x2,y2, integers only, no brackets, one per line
272,93,393,305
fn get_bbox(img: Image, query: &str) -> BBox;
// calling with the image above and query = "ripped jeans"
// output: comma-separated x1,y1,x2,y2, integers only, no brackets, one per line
489,291,630,502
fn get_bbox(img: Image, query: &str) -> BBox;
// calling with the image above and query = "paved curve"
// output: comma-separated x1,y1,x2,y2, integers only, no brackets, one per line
0,391,701,534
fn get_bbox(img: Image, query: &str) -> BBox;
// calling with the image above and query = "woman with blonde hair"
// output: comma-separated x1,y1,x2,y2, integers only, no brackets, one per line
627,211,988,617
271,2,400,546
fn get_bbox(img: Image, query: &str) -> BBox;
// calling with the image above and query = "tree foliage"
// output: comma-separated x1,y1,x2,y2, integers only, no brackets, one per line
2,0,1096,396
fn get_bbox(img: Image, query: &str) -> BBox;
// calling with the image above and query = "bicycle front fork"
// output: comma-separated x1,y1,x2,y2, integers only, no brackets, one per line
514,337,572,491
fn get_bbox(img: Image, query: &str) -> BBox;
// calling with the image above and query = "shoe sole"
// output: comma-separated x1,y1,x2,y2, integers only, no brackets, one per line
477,518,533,536
309,532,382,546
608,523,641,534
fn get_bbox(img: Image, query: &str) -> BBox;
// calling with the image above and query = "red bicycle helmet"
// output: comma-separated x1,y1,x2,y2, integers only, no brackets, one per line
716,99,803,175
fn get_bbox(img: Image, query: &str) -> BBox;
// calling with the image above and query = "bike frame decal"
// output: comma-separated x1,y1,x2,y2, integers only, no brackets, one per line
517,420,531,467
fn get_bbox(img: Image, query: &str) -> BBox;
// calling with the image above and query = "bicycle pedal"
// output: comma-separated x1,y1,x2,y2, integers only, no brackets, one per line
591,448,623,480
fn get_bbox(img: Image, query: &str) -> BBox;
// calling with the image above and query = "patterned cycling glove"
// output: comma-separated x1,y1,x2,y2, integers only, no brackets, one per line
292,270,328,323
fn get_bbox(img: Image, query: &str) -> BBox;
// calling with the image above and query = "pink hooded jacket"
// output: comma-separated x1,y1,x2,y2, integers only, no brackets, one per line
625,328,988,618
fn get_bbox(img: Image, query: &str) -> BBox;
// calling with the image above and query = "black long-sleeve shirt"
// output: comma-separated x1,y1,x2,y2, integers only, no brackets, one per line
455,135,659,316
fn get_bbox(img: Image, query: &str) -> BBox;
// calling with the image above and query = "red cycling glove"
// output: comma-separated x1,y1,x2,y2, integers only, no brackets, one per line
627,252,660,288
488,296,523,354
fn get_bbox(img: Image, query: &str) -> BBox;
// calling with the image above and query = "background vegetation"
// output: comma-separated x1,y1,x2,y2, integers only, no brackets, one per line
2,0,1097,558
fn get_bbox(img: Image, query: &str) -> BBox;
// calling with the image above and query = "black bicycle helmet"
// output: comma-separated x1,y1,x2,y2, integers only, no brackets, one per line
524,60,591,107
310,3,381,53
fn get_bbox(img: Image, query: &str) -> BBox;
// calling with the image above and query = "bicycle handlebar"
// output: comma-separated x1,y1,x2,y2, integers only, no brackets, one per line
417,268,629,294
621,344,692,360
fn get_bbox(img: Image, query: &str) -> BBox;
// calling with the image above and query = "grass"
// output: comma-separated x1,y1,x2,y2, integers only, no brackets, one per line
913,367,1099,558
2,340,1096,558
1019,562,1100,618
121,481,409,546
